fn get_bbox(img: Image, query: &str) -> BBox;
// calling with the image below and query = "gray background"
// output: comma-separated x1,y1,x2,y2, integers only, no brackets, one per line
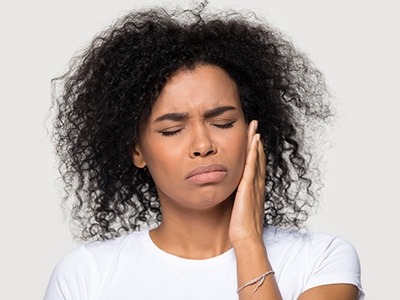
1,0,399,298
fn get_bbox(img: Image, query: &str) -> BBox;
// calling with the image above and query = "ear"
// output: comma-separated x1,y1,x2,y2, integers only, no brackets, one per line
132,143,147,168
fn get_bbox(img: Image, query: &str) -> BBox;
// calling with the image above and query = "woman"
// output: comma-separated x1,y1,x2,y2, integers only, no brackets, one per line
45,4,364,299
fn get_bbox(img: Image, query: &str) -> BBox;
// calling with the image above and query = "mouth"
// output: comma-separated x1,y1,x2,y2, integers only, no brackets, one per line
185,164,227,184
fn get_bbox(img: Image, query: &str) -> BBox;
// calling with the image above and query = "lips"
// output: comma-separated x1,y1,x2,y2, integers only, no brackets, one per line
185,164,227,184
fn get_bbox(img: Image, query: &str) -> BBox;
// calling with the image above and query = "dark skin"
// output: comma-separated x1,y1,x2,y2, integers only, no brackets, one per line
299,284,359,299
133,65,359,299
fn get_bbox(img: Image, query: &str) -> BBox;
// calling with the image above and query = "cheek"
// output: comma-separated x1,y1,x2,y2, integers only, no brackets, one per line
222,130,248,180
142,146,184,183
235,144,247,177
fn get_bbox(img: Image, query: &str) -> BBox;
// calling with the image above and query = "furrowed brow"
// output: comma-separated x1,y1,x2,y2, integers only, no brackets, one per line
154,112,189,123
203,106,237,118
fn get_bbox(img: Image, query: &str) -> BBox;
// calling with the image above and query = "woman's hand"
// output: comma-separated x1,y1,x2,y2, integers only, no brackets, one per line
229,121,282,299
229,120,266,247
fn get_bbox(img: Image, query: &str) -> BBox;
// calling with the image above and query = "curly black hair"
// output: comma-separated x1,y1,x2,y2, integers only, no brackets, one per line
52,3,332,241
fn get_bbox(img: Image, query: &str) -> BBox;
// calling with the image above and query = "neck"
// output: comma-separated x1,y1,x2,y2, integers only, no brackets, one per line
150,197,234,259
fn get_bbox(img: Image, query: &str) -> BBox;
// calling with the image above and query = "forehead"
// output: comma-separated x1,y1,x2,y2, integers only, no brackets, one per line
150,65,242,116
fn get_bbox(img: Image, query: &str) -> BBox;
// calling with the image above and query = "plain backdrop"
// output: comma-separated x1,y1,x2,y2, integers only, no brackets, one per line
1,0,399,299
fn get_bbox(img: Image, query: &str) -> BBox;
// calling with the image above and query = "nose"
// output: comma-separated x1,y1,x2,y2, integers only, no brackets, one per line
189,127,217,158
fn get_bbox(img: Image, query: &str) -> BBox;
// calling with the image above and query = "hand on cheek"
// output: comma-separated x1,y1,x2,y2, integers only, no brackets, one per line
229,120,266,247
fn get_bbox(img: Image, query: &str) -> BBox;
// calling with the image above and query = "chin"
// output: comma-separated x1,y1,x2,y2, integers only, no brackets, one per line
193,191,236,210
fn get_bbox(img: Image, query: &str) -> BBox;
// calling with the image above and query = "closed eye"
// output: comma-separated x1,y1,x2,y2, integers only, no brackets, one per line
213,121,235,129
159,129,182,136
159,120,235,136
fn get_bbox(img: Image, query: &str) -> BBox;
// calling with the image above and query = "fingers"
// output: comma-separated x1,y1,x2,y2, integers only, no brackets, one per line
257,133,266,182
248,121,266,200
246,120,258,154
242,134,260,184
256,138,266,209
243,120,265,185
229,121,267,243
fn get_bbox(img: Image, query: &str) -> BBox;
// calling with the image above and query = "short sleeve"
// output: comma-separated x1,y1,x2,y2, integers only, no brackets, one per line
43,246,95,300
305,234,365,299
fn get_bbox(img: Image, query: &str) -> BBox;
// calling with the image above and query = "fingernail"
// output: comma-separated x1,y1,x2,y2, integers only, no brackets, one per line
256,133,260,141
254,120,258,131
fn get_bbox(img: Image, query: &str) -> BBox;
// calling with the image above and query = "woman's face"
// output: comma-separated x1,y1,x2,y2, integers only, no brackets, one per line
133,65,248,211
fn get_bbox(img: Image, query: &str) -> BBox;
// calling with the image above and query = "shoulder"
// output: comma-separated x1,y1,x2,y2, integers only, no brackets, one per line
264,225,359,259
263,226,364,298
44,230,145,300
58,230,143,268
264,226,361,270
307,230,361,267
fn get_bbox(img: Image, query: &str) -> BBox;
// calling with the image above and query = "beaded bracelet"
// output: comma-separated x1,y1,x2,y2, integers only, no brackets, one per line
237,270,275,295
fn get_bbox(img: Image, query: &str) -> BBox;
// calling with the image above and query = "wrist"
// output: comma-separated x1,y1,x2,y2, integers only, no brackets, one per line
232,235,266,253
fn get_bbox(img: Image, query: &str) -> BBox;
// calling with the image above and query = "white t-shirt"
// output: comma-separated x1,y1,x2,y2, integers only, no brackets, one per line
44,226,364,299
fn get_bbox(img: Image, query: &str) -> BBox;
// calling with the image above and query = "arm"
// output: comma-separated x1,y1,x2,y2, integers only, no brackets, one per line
298,284,359,300
44,246,93,300
229,120,282,300
229,120,360,300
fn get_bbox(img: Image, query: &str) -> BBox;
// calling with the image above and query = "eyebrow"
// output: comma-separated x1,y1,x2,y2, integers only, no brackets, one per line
204,105,237,118
154,105,237,123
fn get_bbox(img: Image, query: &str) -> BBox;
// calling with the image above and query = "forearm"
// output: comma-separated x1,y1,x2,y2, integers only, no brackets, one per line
234,237,282,300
